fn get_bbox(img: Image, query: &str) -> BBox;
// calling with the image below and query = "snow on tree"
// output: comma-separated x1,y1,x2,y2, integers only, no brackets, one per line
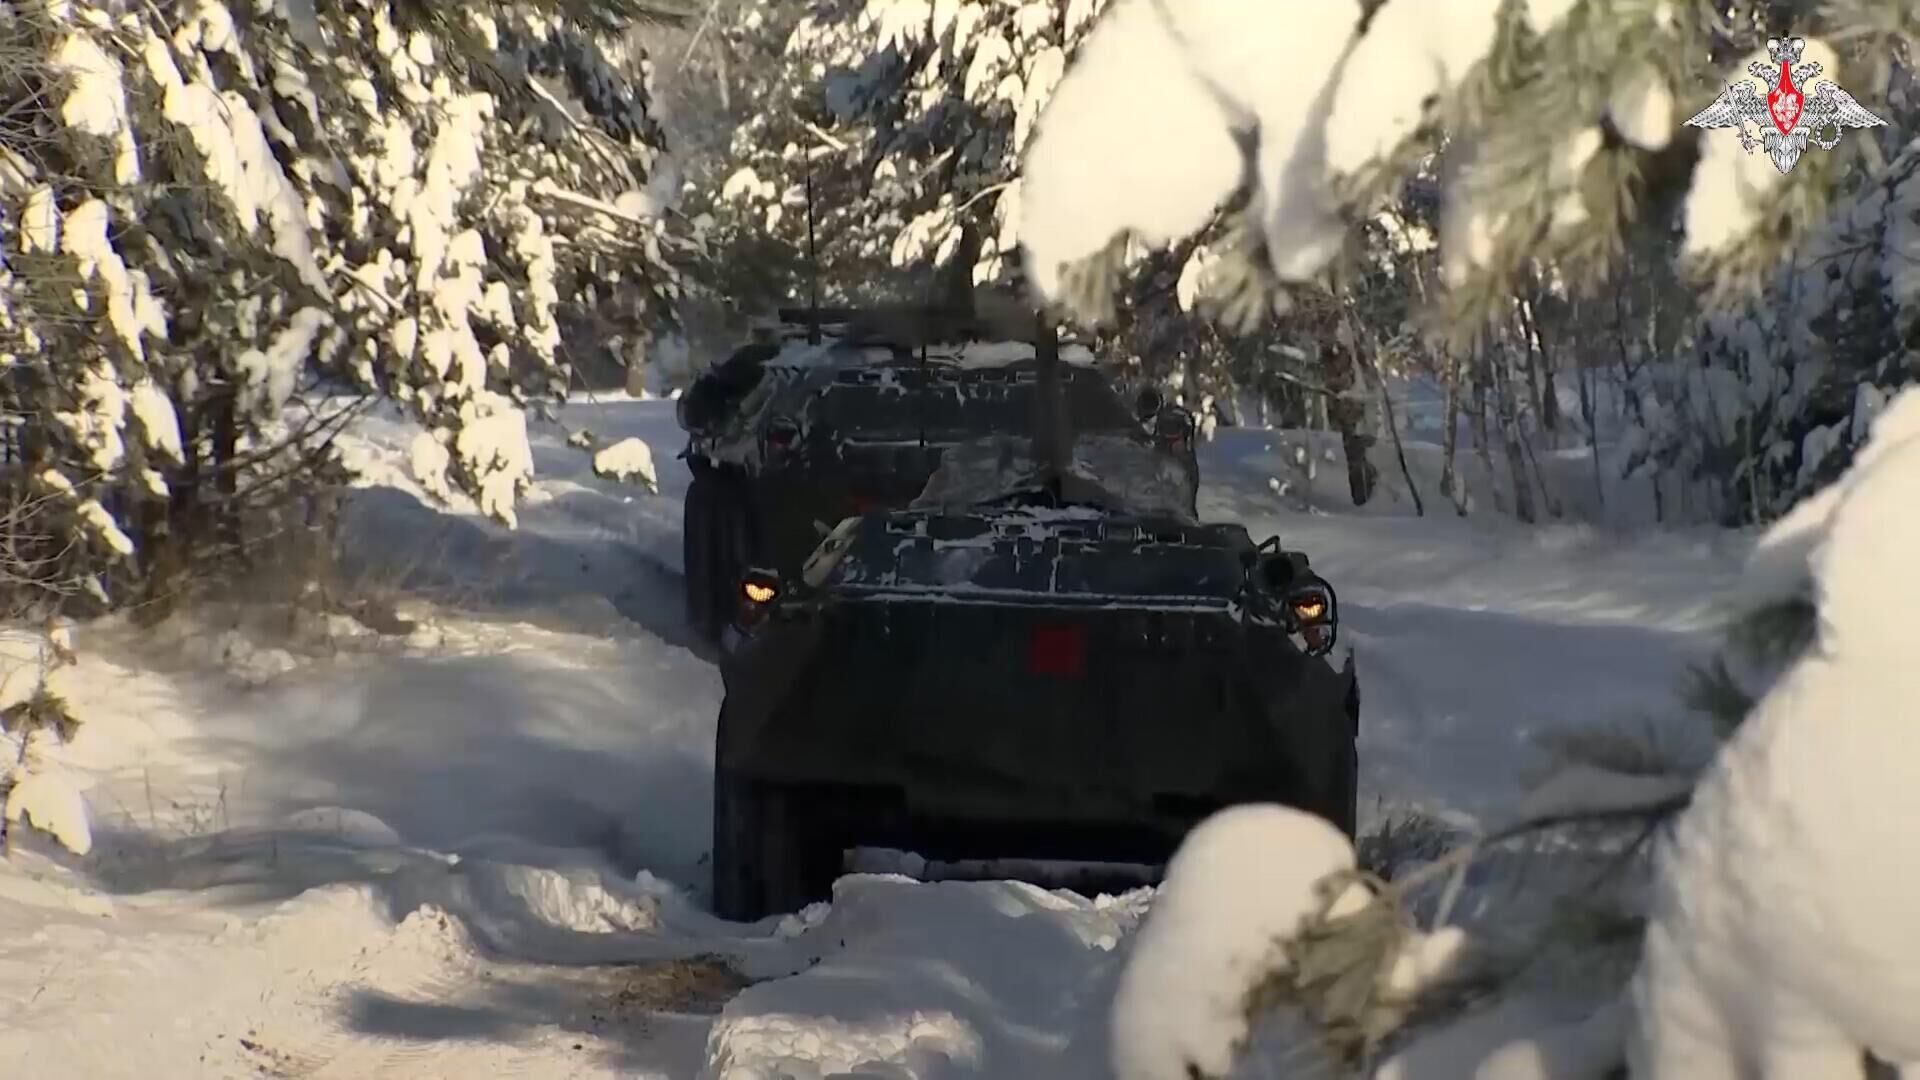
1628,386,1920,1076
1109,804,1360,1080
695,0,1109,303
1018,0,1915,348
0,621,89,856
1112,801,1512,1078
0,0,690,612
1628,104,1919,527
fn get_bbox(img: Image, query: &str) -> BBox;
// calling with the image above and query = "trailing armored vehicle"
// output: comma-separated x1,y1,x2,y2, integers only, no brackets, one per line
675,306,1198,642
709,432,1359,921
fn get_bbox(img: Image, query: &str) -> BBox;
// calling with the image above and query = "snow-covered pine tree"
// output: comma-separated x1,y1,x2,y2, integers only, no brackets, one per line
669,0,917,321
1630,106,1919,528
0,0,690,614
1020,2,1920,1074
696,0,1112,301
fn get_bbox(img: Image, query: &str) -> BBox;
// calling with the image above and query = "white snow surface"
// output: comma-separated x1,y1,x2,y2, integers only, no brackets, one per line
0,391,1758,1076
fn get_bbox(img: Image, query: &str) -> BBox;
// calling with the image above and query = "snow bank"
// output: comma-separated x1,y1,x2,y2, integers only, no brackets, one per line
703,875,1149,1080
332,395,694,629
0,862,732,1078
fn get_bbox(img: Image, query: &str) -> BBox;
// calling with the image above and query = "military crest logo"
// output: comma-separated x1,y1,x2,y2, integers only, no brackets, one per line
1684,36,1887,174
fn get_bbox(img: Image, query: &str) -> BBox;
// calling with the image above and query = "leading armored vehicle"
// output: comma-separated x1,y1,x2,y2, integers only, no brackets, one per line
675,307,1198,642
709,432,1359,921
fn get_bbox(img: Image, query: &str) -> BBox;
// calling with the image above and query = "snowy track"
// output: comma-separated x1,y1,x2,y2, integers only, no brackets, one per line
0,399,1746,1077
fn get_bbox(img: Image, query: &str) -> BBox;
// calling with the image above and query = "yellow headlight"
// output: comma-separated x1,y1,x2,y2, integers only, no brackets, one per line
1291,597,1326,621
743,581,777,604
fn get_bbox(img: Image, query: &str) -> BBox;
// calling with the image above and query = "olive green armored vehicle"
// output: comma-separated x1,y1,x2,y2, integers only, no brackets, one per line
674,306,1199,643
708,431,1359,921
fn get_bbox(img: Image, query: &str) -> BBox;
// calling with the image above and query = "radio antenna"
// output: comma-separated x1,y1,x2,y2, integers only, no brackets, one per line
804,160,822,345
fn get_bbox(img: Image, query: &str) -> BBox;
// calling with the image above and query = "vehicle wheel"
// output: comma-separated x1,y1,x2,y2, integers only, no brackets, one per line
1331,739,1359,840
708,481,758,637
707,484,743,639
683,474,716,639
1332,681,1360,839
710,770,830,922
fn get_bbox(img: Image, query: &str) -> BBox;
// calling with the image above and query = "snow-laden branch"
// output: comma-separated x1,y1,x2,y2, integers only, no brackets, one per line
1017,0,1876,339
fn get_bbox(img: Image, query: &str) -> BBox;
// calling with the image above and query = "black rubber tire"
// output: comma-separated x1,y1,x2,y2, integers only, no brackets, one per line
1332,681,1361,839
1331,740,1359,840
710,771,825,922
707,484,742,641
706,480,759,640
683,473,717,641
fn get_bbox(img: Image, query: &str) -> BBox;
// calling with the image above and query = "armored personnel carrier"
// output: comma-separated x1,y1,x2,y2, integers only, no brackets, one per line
675,306,1198,642
708,432,1359,921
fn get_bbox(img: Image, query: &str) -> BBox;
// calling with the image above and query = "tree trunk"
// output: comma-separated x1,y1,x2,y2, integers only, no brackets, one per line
1373,357,1422,516
1471,346,1504,515
1577,344,1605,515
1342,298,1421,516
1611,286,1663,524
211,387,240,554
1440,349,1468,516
1516,293,1562,442
1517,413,1562,519
135,394,206,625
1491,345,1536,523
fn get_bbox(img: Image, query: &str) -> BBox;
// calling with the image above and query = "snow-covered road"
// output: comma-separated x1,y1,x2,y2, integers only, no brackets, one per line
0,398,1748,1078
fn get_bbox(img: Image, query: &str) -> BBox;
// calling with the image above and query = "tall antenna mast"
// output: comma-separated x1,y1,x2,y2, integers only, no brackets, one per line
804,160,822,345
1034,307,1070,499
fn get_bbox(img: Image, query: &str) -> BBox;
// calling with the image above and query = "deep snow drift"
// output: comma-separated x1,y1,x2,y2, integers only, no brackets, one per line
0,394,1745,1077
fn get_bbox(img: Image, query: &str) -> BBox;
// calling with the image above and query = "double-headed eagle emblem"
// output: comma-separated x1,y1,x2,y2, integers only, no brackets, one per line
1684,36,1887,174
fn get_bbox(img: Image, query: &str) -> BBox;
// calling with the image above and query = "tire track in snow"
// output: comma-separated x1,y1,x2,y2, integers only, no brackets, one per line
161,869,735,1079
604,547,721,665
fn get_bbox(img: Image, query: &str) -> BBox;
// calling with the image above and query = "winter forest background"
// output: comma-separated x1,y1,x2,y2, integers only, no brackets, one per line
3,0,1920,1076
